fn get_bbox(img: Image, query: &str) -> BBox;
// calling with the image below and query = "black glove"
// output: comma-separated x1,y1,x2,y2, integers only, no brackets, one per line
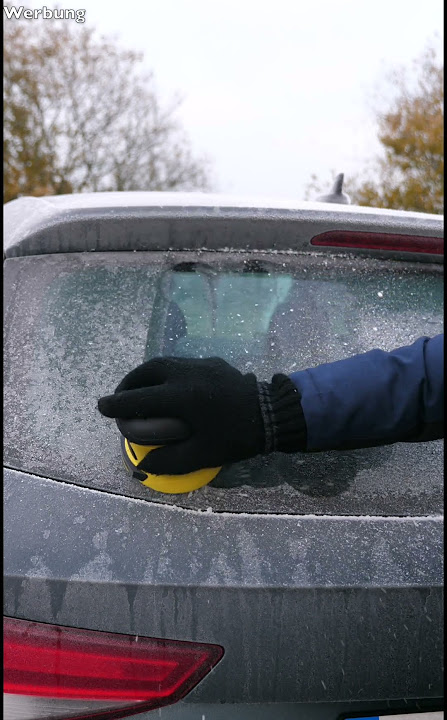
98,357,306,475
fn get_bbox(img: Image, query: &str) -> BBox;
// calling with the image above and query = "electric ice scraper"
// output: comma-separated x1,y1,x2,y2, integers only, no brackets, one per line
118,418,222,494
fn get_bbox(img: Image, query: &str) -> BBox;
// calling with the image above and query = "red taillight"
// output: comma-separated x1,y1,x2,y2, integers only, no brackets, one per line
311,231,444,255
3,617,223,719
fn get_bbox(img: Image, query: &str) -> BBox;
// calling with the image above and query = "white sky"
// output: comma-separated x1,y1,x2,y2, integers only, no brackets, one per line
25,0,443,199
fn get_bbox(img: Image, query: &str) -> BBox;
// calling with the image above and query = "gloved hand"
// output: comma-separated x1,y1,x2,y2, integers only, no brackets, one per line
98,357,306,475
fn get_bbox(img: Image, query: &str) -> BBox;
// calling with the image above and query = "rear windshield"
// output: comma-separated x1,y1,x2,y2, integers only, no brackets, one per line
4,251,443,515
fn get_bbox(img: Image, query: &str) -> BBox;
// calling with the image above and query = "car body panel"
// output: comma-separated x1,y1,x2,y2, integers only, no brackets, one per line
4,469,444,706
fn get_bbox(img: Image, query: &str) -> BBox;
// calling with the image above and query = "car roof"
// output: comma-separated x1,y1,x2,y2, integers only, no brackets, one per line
4,191,444,260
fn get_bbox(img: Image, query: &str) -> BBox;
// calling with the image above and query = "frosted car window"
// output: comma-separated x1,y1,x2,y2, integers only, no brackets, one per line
3,251,443,516
144,260,443,377
145,264,294,368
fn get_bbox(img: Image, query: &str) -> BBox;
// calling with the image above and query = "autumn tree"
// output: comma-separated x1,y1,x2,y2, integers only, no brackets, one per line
306,46,444,214
3,18,211,203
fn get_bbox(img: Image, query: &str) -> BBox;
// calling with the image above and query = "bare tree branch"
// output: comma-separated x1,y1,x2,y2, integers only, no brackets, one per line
3,20,212,202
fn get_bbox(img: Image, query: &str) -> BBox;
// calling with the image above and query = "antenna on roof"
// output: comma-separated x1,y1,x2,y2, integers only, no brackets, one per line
316,173,351,205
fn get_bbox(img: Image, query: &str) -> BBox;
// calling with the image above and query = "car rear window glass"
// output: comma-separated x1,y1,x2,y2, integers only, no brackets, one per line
3,251,443,515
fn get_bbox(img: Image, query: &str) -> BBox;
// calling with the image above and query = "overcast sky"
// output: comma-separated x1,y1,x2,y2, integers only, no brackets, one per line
27,0,444,199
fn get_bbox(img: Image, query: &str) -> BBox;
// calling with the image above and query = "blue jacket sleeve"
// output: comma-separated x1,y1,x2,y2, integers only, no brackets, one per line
289,334,444,451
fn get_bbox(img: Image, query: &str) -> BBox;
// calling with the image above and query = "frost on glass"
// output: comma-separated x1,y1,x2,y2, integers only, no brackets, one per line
3,251,443,516
4,253,159,491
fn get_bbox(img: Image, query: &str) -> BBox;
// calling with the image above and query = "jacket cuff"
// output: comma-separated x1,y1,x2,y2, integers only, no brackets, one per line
258,374,307,453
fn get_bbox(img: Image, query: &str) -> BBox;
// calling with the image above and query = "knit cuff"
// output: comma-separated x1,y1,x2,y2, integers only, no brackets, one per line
258,375,307,453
